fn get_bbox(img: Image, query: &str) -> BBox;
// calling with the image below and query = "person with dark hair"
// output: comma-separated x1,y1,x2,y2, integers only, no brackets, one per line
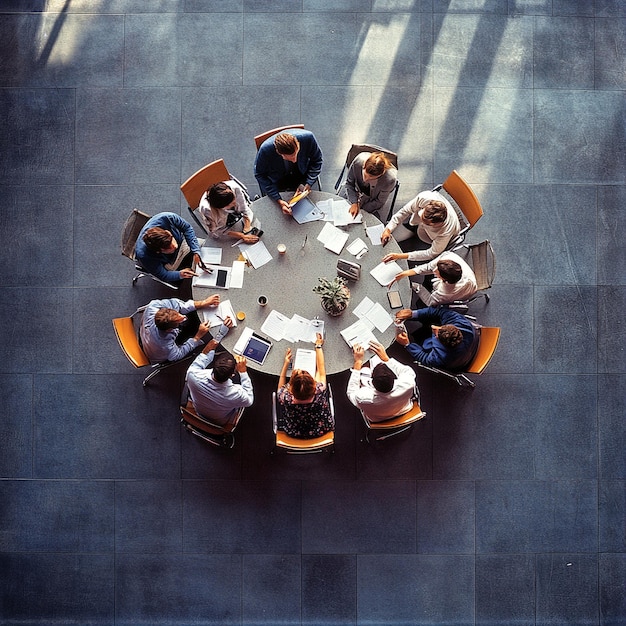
186,319,254,427
347,341,416,423
197,180,260,243
380,190,460,261
394,306,480,371
254,128,323,215
135,212,205,284
387,250,477,306
139,295,222,364
276,333,334,438
339,151,398,218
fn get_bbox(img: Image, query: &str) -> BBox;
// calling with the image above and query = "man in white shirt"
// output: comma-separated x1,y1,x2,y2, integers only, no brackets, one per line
347,341,416,423
387,250,477,307
186,320,254,427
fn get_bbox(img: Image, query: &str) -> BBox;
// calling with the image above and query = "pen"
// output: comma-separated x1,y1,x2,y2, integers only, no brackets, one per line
301,234,308,249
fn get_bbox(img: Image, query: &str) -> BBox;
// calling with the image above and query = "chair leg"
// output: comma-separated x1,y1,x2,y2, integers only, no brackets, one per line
142,365,164,387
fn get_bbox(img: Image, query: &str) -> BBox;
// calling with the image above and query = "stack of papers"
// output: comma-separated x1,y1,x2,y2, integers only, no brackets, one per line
370,261,403,286
238,241,273,269
260,310,325,343
291,197,324,224
353,296,393,332
340,318,378,349
317,198,363,226
365,224,385,245
199,299,237,328
317,222,349,255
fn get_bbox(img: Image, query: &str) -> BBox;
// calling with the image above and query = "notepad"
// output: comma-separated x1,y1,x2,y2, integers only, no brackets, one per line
293,348,316,377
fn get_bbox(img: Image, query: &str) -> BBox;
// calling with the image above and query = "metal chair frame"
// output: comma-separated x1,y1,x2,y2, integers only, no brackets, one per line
447,240,496,312
271,384,335,454
334,143,400,223
121,208,178,291
179,383,245,449
112,306,195,387
415,326,501,388
360,388,426,443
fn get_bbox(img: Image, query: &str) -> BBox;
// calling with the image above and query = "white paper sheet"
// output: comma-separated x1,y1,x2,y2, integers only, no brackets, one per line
260,309,290,342
331,198,362,226
229,260,246,288
199,299,237,328
370,261,403,286
365,224,385,245
198,247,222,265
340,318,377,348
293,348,317,377
238,241,273,269
317,222,349,254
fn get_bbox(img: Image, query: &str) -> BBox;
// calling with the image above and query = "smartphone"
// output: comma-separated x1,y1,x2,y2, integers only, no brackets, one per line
216,269,228,288
387,290,402,309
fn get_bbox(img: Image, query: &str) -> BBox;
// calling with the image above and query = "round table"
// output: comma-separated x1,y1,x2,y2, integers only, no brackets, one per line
192,191,410,375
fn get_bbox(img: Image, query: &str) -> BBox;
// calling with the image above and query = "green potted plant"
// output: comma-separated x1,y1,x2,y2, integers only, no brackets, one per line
313,276,351,316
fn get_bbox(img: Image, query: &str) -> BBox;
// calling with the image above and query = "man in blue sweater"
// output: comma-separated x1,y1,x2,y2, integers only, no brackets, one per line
254,128,323,215
135,212,203,284
394,306,480,371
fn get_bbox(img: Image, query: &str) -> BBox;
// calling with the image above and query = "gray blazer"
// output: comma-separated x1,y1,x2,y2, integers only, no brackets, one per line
342,152,397,214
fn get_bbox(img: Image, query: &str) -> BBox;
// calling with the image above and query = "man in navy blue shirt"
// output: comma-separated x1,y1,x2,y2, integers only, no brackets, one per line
254,128,323,215
394,306,480,371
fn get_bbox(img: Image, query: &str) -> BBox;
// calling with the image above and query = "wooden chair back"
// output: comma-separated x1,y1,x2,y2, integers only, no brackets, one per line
180,159,231,209
112,316,149,368
442,170,483,229
254,124,305,150
466,326,501,375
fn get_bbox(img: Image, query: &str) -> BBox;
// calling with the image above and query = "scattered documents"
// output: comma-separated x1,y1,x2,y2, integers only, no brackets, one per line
370,261,403,286
317,222,349,254
260,310,325,343
340,318,378,349
199,299,238,328
353,296,393,333
261,309,291,342
238,240,272,269
291,197,324,224
229,260,246,288
347,237,368,259
198,247,222,265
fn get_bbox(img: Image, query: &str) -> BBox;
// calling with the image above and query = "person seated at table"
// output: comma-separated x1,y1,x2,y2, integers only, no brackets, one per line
380,191,460,262
387,250,477,307
254,129,323,216
276,333,334,438
347,340,416,423
135,212,207,284
339,151,398,218
139,295,222,364
186,320,254,428
394,306,479,371
198,180,261,244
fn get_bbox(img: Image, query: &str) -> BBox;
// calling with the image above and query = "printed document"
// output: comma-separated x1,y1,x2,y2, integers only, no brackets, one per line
370,261,403,286
317,222,349,254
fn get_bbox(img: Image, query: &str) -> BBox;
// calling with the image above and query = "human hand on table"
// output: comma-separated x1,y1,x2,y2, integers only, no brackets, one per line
235,355,247,373
349,203,360,218
352,344,365,369
380,228,392,245
395,308,413,321
368,340,390,362
179,267,197,279
200,294,220,308
278,199,292,215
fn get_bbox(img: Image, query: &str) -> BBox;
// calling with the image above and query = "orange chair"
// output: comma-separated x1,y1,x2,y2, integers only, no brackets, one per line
360,394,426,443
180,159,251,234
112,307,194,386
253,124,305,150
416,326,501,388
271,385,335,454
432,170,484,248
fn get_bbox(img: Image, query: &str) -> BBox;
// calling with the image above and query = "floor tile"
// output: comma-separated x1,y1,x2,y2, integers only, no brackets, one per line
417,480,475,553
599,481,626,553
0,553,114,625
183,480,302,553
302,555,357,624
115,553,241,625
534,17,595,89
0,375,33,478
536,554,599,626
598,286,626,373
75,88,182,185
476,555,536,626
357,554,475,625
302,480,417,553
598,185,626,286
598,374,626,479
599,554,626,626
33,374,182,478
242,555,301,625
115,480,183,553
476,480,598,553
0,89,74,185
594,18,626,89
534,90,626,184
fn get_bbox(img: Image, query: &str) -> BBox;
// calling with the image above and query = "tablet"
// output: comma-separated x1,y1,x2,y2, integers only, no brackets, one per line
242,333,273,365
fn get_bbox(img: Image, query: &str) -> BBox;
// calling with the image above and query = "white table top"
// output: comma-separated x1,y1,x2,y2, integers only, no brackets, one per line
192,191,411,375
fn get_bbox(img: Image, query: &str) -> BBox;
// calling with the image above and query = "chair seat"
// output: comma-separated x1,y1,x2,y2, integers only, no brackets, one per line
275,430,334,450
366,404,426,430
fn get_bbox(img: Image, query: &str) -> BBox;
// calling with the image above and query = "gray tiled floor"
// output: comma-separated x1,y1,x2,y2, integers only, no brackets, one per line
0,2,624,625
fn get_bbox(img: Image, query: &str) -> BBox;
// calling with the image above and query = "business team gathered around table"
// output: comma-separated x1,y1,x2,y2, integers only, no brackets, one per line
131,126,486,442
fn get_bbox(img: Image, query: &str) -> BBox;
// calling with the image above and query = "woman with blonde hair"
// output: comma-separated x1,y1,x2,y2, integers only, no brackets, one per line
340,151,398,218
276,333,334,438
